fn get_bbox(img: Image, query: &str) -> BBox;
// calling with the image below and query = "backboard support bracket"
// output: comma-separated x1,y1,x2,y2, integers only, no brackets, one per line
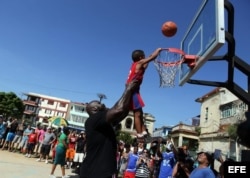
186,0,250,110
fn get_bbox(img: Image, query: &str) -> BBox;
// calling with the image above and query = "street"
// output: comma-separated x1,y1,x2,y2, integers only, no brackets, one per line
0,150,78,178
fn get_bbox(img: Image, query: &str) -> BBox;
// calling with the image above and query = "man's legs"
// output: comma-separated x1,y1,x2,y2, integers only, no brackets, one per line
10,135,20,151
45,145,51,163
37,144,44,161
3,132,14,150
14,136,22,151
1,140,8,150
34,142,41,156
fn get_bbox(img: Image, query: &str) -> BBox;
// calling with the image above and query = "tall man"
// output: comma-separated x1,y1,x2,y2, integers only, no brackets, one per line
80,80,139,178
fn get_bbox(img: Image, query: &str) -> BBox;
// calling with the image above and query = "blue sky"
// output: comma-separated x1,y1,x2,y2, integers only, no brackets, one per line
0,0,249,128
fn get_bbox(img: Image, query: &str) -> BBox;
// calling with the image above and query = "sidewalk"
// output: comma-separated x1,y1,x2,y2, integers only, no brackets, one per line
0,150,78,178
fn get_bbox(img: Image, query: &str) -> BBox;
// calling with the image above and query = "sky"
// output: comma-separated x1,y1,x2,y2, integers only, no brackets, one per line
0,0,249,128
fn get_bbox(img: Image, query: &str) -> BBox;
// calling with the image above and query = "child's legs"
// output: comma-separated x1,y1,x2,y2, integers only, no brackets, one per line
131,91,146,135
27,143,33,154
134,108,144,134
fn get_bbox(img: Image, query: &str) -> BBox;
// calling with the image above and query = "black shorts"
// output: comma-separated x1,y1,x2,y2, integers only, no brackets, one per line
27,143,35,152
40,144,51,155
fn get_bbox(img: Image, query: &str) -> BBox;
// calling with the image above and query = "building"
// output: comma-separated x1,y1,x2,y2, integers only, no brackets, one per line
152,126,172,138
171,122,199,152
115,111,155,137
66,102,88,130
22,92,155,135
22,92,70,126
151,122,199,156
196,87,248,164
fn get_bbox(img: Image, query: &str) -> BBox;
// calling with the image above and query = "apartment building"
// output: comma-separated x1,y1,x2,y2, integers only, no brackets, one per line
66,102,88,130
196,87,248,163
22,92,70,126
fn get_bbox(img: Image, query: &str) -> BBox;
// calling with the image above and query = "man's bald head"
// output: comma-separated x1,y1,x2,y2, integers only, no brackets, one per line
86,100,106,115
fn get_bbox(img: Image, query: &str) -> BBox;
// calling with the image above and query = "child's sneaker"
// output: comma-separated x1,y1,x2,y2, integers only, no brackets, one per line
25,153,28,157
137,133,145,143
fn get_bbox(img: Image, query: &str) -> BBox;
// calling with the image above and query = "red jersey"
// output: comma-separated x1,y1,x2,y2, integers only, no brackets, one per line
126,62,145,84
126,62,145,110
28,133,37,143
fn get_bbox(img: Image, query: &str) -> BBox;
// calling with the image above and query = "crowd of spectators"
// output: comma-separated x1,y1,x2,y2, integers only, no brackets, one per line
0,117,86,178
116,136,218,178
0,116,231,178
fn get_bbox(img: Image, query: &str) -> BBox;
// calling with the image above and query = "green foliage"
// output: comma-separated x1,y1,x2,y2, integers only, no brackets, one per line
116,131,134,145
227,124,238,140
0,92,24,119
195,126,201,135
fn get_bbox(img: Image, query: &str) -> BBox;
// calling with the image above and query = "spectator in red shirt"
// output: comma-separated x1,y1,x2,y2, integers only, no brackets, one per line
25,128,37,158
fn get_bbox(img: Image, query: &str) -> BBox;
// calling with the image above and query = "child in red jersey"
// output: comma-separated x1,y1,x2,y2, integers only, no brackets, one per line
25,128,37,158
126,48,162,141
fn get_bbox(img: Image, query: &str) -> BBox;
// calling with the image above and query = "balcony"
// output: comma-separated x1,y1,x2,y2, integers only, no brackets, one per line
23,110,36,115
23,100,39,106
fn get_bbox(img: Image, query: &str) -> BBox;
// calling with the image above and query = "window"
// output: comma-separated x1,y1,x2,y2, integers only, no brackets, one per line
204,107,209,121
29,96,37,102
71,115,86,123
238,102,247,111
125,118,132,129
75,106,84,113
59,102,66,107
57,112,64,117
48,100,54,105
27,105,35,112
220,103,234,118
45,109,52,114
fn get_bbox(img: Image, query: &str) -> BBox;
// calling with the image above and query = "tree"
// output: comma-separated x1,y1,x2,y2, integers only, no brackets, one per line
116,131,134,145
195,126,201,136
227,124,238,140
0,92,24,119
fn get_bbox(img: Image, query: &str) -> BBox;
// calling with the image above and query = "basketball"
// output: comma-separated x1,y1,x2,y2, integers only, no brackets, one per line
161,21,177,37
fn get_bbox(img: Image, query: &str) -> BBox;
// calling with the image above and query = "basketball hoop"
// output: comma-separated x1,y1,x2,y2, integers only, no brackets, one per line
154,48,198,87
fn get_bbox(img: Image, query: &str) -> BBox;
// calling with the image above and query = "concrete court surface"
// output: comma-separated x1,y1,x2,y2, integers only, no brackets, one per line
0,150,78,178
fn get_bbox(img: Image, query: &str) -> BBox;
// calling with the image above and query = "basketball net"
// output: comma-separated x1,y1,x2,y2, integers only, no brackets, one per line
154,48,196,87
